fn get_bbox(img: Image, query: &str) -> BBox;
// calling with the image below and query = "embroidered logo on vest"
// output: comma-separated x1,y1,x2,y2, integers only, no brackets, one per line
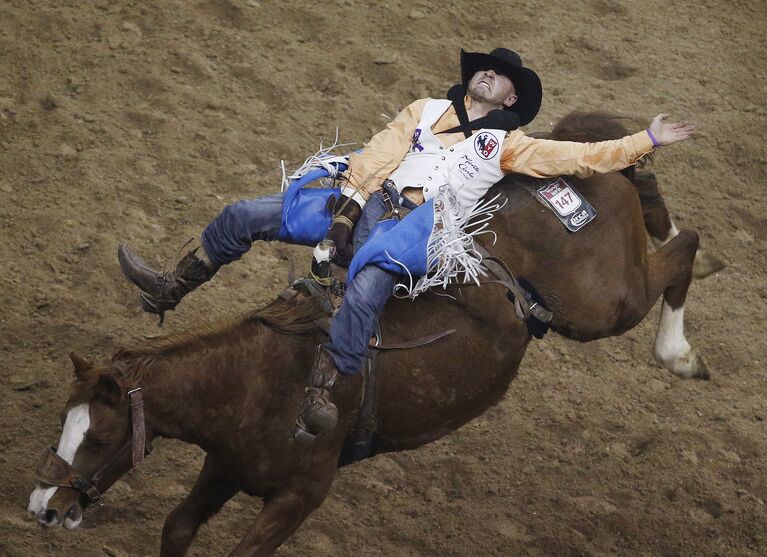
457,154,480,180
474,132,499,160
410,128,424,152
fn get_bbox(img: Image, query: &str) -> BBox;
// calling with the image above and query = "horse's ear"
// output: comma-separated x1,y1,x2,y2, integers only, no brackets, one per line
69,352,93,381
95,374,123,405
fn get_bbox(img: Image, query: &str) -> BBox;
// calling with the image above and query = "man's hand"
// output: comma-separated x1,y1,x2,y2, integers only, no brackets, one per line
326,193,362,267
648,114,695,146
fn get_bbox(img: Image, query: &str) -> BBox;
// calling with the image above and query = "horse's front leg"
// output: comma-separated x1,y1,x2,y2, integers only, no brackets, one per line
649,229,710,379
228,484,331,557
160,455,239,557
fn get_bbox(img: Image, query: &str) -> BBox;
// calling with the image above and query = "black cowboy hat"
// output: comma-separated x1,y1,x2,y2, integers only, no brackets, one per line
460,48,542,126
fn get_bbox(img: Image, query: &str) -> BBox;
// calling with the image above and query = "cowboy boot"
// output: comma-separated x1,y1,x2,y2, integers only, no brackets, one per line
293,346,341,443
310,194,363,285
117,243,217,323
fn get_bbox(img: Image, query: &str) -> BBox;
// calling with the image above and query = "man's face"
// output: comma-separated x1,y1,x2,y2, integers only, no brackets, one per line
467,69,517,109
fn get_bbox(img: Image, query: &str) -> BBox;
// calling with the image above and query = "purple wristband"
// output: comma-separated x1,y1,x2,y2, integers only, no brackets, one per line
646,129,660,147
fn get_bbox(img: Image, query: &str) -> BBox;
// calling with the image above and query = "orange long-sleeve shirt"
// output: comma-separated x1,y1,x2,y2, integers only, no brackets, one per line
343,97,654,201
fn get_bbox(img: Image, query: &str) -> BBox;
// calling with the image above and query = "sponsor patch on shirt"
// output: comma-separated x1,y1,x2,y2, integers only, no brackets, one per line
537,178,597,232
474,132,499,160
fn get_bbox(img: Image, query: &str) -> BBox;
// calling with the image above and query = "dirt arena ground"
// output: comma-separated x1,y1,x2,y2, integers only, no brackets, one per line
1,0,765,555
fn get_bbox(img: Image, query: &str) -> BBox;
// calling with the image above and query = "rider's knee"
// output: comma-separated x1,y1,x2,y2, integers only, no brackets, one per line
346,266,395,311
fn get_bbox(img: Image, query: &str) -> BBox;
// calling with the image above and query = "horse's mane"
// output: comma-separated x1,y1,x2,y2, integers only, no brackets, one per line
71,294,326,393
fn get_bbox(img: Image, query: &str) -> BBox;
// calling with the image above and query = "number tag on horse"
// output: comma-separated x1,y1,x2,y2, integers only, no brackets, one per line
537,178,597,232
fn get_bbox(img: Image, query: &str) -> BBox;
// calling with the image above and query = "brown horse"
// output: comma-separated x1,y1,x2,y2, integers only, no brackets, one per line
28,113,708,556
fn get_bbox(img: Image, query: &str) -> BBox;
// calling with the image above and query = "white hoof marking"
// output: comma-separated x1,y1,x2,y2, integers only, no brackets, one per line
653,303,705,378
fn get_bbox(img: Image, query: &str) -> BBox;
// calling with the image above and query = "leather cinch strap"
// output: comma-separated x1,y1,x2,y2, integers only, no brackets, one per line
474,244,553,324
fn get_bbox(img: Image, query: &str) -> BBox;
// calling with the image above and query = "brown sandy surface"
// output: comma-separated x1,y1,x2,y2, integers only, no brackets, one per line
1,0,766,555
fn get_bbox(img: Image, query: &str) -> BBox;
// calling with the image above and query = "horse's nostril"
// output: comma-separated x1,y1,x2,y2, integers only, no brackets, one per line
36,509,59,526
66,504,82,524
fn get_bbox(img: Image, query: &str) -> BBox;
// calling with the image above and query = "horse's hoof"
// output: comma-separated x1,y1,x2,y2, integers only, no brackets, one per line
693,249,726,279
657,349,710,380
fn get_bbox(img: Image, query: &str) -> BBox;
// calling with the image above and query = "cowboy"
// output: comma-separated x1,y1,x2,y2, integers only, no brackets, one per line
119,48,694,442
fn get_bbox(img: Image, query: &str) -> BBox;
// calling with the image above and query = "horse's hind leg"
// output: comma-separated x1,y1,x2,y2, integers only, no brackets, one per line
635,170,725,279
229,485,330,557
160,456,239,557
646,229,709,379
635,170,672,241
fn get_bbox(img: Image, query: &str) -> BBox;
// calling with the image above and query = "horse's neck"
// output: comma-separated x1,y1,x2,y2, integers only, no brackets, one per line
138,324,263,445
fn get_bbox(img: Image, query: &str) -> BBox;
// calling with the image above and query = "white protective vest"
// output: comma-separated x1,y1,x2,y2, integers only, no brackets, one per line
387,99,507,212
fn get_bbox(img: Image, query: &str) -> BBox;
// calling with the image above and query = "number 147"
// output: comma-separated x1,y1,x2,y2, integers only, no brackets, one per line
554,192,573,209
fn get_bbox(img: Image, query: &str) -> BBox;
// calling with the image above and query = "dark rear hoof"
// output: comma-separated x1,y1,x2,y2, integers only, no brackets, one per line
693,250,726,279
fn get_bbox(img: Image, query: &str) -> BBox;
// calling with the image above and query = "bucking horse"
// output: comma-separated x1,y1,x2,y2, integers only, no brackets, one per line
28,113,715,556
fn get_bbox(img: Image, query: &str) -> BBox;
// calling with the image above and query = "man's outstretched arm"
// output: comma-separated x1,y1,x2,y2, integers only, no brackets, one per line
500,114,694,178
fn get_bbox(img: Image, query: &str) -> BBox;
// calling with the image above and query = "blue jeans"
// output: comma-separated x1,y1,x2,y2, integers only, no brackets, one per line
200,193,284,268
325,189,417,375
201,188,414,376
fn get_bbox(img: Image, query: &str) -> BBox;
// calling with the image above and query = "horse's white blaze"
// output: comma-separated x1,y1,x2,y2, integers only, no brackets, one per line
651,220,680,248
28,403,90,517
27,486,57,516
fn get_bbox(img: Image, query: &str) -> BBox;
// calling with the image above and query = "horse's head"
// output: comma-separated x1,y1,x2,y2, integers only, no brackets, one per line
27,352,147,528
